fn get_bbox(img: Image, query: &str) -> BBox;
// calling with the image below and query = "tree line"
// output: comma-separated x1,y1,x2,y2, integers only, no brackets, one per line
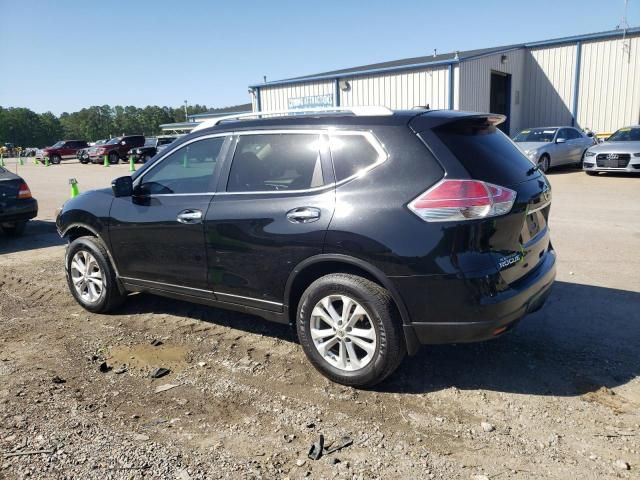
0,104,212,148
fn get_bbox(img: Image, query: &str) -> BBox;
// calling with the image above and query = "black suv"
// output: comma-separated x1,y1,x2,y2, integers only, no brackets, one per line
56,109,556,387
128,136,178,163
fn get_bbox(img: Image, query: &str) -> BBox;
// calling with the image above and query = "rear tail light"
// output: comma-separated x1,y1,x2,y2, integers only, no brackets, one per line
17,182,32,199
408,179,516,222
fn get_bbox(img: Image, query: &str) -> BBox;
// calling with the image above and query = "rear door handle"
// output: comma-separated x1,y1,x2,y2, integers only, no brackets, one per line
177,209,203,224
286,207,321,224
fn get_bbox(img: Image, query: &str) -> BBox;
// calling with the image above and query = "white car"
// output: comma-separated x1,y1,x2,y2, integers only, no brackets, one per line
583,126,640,175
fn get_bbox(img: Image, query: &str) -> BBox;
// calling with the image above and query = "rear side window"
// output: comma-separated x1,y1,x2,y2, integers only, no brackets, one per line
434,120,539,186
330,134,381,181
227,133,324,192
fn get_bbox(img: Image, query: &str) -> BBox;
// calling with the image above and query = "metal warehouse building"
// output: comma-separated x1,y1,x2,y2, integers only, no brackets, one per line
248,28,640,135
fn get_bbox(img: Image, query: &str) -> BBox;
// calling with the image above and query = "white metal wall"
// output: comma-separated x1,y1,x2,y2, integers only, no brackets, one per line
259,80,334,111
339,66,450,110
458,49,526,134
521,44,577,129
578,35,640,132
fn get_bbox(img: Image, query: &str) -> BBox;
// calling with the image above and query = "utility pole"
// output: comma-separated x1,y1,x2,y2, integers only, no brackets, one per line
184,100,188,121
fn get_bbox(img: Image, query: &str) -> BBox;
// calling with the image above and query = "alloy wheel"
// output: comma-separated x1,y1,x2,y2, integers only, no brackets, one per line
70,250,104,303
310,295,378,371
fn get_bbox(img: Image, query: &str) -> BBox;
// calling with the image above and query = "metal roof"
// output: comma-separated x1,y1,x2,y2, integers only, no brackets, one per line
250,27,640,89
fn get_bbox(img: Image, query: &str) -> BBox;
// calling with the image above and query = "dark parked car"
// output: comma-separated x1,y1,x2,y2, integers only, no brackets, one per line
37,140,89,164
128,136,178,163
0,166,37,236
56,108,556,387
78,139,108,164
89,135,145,164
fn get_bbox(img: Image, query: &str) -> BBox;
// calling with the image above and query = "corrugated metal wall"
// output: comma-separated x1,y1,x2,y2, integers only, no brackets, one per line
458,49,526,134
259,80,334,111
521,44,577,129
578,35,640,132
339,67,449,109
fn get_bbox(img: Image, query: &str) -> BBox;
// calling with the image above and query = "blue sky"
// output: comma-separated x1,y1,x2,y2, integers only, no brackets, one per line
0,0,638,114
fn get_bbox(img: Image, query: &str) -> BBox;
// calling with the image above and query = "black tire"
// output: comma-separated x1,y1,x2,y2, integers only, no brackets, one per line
586,171,598,176
538,154,550,173
80,158,89,164
297,273,405,388
50,154,61,165
576,150,587,168
1,221,27,236
65,236,126,313
109,152,119,164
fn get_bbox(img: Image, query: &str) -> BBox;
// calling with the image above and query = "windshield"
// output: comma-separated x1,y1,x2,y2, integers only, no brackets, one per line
513,128,557,143
51,141,65,148
105,137,121,145
607,127,640,142
95,139,107,145
144,137,157,147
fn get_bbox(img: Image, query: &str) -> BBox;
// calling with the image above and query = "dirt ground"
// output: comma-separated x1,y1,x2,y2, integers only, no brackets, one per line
1,159,639,479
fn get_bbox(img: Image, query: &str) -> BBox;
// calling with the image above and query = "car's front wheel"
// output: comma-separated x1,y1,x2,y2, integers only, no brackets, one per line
538,154,550,173
66,236,126,313
297,273,405,388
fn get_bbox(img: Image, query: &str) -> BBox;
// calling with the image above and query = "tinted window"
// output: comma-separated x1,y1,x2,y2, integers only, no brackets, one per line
227,134,323,192
608,127,640,142
567,129,582,140
139,136,225,194
557,129,571,140
435,121,539,186
330,134,380,181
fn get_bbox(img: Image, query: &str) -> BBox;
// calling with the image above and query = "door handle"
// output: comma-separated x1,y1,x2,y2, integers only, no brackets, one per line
177,209,203,224
286,207,321,224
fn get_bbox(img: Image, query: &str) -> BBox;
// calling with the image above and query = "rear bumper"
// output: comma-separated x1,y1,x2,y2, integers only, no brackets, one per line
397,249,556,349
0,198,38,223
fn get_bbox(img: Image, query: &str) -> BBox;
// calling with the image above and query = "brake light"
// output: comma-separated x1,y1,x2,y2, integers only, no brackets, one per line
17,182,32,199
408,179,516,222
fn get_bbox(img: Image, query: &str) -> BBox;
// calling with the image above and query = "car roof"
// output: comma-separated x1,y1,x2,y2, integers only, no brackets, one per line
194,109,484,135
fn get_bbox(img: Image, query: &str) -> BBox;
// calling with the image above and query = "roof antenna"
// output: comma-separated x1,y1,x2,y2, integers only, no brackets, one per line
433,49,437,58
263,75,267,83
454,51,460,61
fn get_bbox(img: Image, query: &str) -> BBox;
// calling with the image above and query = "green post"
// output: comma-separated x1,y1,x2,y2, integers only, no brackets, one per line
0,154,4,167
69,178,80,198
45,156,50,167
182,153,188,168
103,154,109,167
129,155,135,172
19,155,24,166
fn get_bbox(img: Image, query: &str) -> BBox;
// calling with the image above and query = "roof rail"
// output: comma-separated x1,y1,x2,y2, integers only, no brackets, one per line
191,106,393,132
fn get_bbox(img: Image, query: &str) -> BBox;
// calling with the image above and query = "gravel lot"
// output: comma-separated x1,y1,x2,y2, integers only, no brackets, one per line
1,159,638,479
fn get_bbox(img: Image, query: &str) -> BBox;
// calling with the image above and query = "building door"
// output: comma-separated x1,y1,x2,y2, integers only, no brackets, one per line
490,71,511,134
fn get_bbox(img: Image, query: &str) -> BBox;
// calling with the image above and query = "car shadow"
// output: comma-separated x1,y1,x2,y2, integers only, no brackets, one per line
0,220,65,254
118,280,638,397
381,281,640,396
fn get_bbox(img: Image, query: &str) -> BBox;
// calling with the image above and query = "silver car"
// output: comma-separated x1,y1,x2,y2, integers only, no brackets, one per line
583,126,640,175
513,127,595,172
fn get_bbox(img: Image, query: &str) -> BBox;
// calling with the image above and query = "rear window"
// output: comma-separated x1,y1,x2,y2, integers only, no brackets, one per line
435,120,539,186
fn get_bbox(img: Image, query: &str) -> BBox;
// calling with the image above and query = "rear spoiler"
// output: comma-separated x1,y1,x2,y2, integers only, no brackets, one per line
409,111,506,132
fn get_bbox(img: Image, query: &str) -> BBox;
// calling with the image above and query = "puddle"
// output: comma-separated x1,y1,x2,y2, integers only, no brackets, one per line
108,344,190,373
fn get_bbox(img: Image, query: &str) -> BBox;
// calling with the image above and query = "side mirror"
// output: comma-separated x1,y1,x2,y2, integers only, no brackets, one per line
556,137,567,144
112,176,133,197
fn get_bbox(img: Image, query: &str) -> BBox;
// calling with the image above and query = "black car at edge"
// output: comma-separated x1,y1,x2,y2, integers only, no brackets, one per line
56,108,556,387
1,167,37,236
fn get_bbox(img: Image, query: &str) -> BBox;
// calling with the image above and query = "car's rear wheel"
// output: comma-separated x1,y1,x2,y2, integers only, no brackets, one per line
50,154,61,165
109,152,119,164
297,273,405,388
538,154,550,173
1,221,27,236
576,150,587,168
66,236,126,313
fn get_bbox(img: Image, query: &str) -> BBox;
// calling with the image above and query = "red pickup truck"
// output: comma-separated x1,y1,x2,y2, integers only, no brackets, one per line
37,140,89,164
89,135,145,164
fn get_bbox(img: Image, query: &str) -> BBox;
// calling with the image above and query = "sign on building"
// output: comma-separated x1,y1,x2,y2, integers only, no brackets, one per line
288,94,334,110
